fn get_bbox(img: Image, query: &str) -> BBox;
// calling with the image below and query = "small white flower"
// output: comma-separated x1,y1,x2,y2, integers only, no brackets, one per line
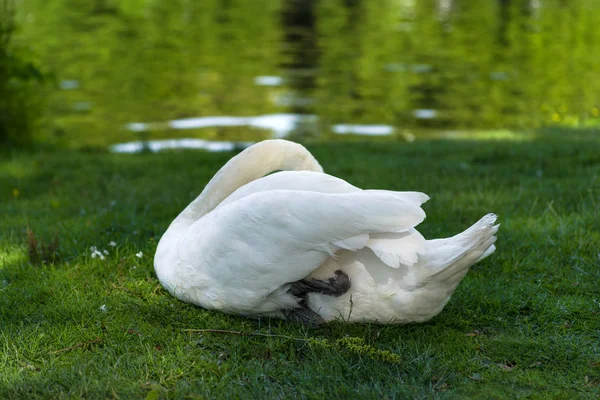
90,246,105,260
135,252,143,259
132,265,137,269
100,304,107,312
108,241,117,247
103,250,109,255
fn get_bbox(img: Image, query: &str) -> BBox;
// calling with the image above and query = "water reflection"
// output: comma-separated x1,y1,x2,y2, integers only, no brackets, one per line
111,138,253,154
127,113,312,138
17,0,600,146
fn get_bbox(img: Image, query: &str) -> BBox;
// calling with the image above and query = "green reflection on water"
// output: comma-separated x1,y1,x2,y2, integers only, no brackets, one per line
16,0,600,146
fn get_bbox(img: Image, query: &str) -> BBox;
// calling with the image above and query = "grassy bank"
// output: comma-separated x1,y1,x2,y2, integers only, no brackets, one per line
1,135,599,398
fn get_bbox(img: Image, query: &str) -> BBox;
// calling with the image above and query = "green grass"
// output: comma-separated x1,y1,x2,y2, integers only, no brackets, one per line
1,133,599,398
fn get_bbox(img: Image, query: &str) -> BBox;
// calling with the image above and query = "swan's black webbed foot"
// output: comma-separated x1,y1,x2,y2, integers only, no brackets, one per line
283,305,325,328
284,270,351,327
288,270,351,298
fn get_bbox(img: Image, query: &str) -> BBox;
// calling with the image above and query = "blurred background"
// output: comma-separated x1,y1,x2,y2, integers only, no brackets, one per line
2,0,600,150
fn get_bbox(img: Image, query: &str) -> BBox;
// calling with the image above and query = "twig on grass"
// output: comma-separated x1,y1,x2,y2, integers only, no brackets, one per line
183,329,402,363
27,228,60,265
182,329,308,342
50,338,104,355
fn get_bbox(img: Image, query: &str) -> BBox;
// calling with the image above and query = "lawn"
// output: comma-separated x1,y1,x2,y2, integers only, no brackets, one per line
1,133,599,398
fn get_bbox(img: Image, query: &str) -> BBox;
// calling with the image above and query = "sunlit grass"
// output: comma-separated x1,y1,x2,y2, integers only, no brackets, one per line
1,131,599,398
431,129,535,141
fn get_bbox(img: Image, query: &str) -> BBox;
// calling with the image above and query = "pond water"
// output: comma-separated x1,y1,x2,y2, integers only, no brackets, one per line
16,0,600,147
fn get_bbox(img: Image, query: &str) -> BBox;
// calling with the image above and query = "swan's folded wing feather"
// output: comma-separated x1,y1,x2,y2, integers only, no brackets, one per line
365,230,426,269
220,171,431,210
333,234,370,251
366,190,430,207
217,171,360,209
178,189,427,296
282,190,426,242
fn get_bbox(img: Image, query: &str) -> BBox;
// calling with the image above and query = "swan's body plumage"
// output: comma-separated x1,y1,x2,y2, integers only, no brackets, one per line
155,140,498,324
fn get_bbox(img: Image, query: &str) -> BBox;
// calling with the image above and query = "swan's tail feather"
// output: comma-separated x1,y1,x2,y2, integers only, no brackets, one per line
418,214,498,284
432,232,497,284
475,230,498,263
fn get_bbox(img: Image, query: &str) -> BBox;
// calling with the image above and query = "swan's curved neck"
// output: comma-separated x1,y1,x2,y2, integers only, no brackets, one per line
168,139,323,232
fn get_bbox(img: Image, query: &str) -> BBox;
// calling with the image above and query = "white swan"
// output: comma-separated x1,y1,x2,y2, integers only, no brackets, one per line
154,139,498,324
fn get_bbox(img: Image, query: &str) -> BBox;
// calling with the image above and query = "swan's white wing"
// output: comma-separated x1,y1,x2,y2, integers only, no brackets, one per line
175,189,426,314
365,230,426,269
217,170,430,266
217,171,360,209
333,233,370,251
221,171,430,207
